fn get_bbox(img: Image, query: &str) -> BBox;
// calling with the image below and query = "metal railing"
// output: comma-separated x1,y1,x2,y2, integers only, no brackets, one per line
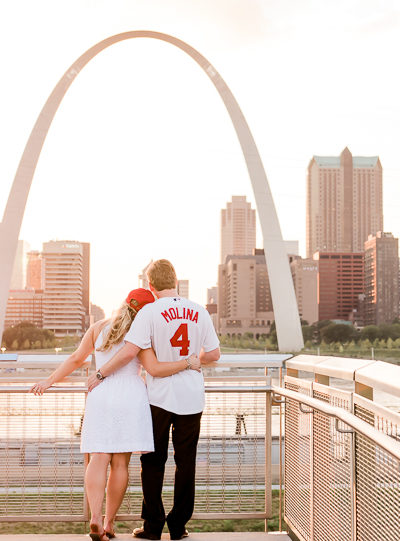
279,354,400,541
3,352,400,539
0,355,288,527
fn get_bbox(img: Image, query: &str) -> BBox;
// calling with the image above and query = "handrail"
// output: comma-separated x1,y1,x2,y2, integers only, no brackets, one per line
0,361,91,369
0,384,271,393
272,385,400,463
0,353,290,370
286,354,400,398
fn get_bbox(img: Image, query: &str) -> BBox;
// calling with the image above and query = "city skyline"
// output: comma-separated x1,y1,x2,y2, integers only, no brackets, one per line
1,1,399,317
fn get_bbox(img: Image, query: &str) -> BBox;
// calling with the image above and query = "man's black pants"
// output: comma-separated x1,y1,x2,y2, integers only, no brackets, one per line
140,405,202,538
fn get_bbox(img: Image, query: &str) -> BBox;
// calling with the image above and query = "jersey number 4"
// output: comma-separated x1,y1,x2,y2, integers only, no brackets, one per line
170,323,190,356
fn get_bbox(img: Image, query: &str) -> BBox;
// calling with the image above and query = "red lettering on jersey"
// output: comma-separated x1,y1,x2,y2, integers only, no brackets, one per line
177,308,183,319
183,307,186,319
169,308,177,320
161,310,171,323
186,308,193,321
170,323,190,355
192,311,199,323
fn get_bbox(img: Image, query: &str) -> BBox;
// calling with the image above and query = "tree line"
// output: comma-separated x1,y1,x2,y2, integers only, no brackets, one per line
220,318,400,351
1,322,80,350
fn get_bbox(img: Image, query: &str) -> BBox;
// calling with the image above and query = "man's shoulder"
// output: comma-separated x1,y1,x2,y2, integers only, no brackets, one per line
182,299,212,322
187,299,208,314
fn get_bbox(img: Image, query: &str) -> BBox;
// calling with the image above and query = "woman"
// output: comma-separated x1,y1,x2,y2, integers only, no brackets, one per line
30,288,200,541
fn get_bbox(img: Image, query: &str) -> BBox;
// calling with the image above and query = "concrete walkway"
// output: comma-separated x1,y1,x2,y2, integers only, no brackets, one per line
0,534,290,541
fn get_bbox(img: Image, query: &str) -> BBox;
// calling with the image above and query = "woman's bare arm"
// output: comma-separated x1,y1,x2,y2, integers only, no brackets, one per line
30,320,106,395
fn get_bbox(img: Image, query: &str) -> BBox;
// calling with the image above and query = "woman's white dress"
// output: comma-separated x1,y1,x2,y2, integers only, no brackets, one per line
81,326,154,453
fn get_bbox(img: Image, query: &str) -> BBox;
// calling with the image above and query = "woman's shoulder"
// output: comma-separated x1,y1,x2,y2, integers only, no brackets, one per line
90,319,111,344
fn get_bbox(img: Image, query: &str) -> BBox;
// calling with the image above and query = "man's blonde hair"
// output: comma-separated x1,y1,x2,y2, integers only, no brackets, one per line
147,259,177,291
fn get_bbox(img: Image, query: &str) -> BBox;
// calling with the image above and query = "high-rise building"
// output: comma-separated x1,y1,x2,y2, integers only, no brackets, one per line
364,232,399,325
42,241,87,336
285,241,299,257
206,286,218,330
138,261,153,289
177,280,189,298
26,251,43,290
81,242,90,330
5,288,44,328
90,303,105,323
313,252,364,322
306,147,383,257
207,287,218,305
221,196,256,263
290,257,318,325
218,252,273,337
10,240,30,289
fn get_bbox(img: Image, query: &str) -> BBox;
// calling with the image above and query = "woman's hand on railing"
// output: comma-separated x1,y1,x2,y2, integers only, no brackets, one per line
29,380,52,395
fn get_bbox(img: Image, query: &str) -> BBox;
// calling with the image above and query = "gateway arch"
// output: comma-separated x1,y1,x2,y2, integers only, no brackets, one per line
0,31,304,351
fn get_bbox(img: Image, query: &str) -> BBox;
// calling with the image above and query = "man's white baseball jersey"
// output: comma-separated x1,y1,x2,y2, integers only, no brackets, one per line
124,296,219,415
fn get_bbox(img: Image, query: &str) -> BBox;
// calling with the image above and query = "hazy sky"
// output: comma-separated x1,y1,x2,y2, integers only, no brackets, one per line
1,0,399,316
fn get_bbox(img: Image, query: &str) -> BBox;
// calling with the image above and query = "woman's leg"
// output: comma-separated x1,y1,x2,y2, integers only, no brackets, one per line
103,452,131,533
85,452,112,531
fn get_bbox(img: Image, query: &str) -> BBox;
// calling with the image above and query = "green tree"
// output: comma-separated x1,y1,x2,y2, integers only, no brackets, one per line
3,322,56,350
360,325,380,342
320,323,356,344
301,325,314,342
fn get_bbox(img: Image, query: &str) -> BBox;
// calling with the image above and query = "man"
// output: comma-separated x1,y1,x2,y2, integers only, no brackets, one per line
88,259,220,540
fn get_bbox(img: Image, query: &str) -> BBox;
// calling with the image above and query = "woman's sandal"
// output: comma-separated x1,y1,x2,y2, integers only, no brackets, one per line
89,523,109,541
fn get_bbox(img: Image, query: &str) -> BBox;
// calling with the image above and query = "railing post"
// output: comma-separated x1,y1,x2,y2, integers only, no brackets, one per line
83,453,90,524
350,393,357,541
310,406,315,541
265,387,272,532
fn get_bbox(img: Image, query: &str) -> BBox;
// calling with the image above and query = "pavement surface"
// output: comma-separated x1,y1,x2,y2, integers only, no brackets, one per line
0,534,290,541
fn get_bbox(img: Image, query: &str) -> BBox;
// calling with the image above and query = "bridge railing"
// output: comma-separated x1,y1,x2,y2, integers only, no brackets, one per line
275,354,400,541
0,354,288,528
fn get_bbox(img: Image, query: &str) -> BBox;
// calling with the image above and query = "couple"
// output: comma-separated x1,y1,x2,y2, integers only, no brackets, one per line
30,259,220,541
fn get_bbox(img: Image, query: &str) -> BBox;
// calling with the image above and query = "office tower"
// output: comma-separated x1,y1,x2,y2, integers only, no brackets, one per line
42,241,86,336
26,251,43,290
207,287,218,305
290,257,318,325
138,261,153,289
81,242,90,330
218,251,273,336
90,303,105,323
5,289,44,328
306,147,383,257
177,280,189,298
206,286,218,329
364,232,399,325
10,240,30,289
313,252,364,321
285,241,299,257
220,196,256,263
